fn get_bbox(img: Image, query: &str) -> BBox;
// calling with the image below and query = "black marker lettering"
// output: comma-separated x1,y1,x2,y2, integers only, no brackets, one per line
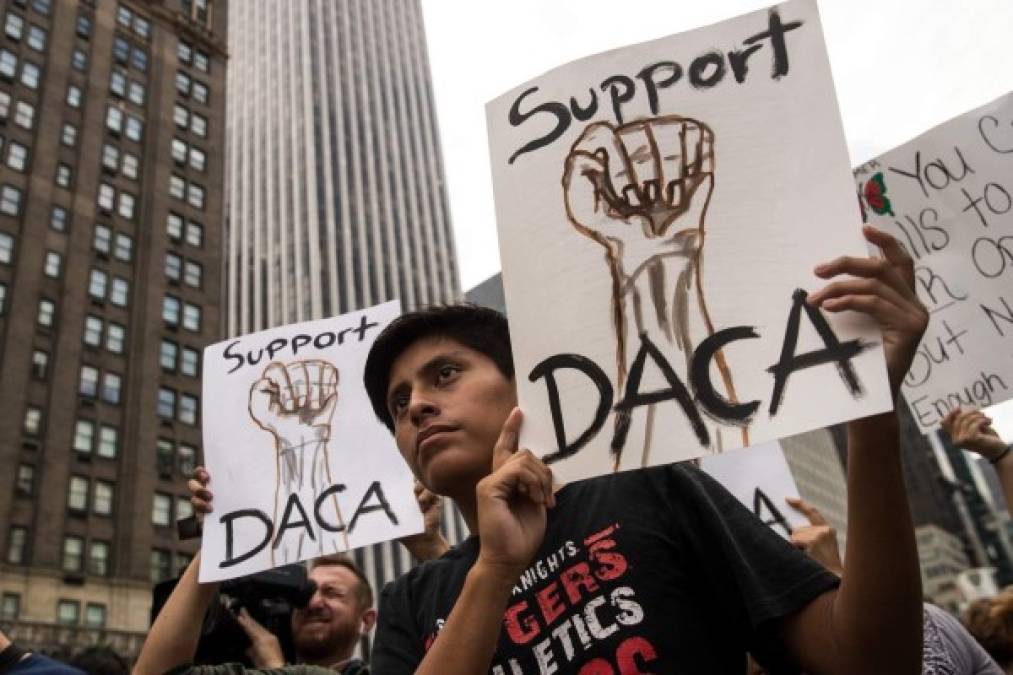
688,50,726,89
314,483,348,532
347,481,398,532
600,75,636,126
529,354,613,465
224,340,245,374
636,62,681,114
273,493,316,549
291,333,312,356
742,8,803,79
507,86,570,165
691,326,761,423
220,509,273,568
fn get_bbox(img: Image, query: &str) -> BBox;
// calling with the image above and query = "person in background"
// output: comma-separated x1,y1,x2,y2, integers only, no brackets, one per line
0,629,84,674
787,496,1003,675
942,408,1013,510
66,646,128,675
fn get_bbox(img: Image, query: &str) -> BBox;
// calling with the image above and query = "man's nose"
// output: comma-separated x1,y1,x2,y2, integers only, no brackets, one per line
408,391,438,426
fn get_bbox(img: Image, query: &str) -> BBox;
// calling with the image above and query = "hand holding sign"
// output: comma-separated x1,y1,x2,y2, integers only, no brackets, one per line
941,407,1008,462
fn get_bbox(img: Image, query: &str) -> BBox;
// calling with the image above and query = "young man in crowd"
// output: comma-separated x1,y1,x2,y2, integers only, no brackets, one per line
363,225,928,673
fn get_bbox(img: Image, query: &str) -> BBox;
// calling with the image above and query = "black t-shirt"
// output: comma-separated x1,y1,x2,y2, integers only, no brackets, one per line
372,463,840,674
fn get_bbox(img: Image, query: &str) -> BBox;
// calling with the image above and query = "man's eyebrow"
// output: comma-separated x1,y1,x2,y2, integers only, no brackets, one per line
387,350,470,406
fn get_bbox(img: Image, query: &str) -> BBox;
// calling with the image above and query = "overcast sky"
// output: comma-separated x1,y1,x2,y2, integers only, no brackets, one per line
421,0,1013,290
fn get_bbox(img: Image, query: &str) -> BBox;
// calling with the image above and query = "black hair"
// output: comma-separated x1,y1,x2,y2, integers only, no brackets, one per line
363,304,513,430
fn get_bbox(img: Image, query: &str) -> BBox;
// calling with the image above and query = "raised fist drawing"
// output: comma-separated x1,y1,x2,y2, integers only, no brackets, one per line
562,115,745,466
248,360,345,563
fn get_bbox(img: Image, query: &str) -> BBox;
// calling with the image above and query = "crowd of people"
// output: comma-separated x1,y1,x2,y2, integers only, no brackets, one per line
2,226,1012,674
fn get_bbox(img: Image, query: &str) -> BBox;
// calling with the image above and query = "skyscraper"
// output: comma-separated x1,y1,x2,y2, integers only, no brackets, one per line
0,0,227,658
224,0,462,637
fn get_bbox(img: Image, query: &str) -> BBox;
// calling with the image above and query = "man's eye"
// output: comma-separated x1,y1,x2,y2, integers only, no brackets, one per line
390,394,409,417
436,365,459,382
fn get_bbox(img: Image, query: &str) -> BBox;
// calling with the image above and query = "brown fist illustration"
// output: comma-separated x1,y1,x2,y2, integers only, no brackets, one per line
249,360,339,443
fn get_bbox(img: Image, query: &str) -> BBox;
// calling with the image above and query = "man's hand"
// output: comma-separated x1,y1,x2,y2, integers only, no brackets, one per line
942,407,1009,461
236,608,285,669
474,408,554,581
808,225,929,398
188,466,213,525
399,482,451,561
786,497,844,577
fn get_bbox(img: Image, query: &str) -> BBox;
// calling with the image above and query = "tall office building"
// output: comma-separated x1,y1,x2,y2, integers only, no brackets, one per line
224,0,462,639
0,0,226,658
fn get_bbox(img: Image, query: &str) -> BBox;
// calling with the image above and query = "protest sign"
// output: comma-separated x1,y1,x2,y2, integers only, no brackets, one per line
855,93,1013,434
486,0,892,484
198,301,423,582
700,442,807,538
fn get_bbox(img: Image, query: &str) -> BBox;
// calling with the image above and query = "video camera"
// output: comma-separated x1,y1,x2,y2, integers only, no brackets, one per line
152,564,317,666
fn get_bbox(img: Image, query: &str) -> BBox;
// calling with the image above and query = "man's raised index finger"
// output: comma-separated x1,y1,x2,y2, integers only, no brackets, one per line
492,407,523,470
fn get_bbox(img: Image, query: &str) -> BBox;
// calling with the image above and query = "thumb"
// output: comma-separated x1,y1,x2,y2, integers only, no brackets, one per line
492,408,523,471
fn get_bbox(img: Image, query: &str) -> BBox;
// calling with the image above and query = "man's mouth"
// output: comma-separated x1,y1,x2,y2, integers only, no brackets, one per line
415,424,458,458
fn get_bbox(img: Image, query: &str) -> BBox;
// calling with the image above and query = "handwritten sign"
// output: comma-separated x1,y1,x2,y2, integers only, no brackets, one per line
700,442,807,537
486,0,892,484
855,93,1013,433
199,301,423,582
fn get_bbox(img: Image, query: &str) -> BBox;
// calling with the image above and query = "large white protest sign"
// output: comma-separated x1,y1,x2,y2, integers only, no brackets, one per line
486,0,892,484
700,442,807,538
199,301,422,582
855,93,1013,434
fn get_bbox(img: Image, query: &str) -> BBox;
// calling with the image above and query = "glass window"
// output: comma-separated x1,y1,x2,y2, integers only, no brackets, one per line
73,419,93,453
30,349,47,378
16,464,34,495
169,174,185,200
57,599,79,625
116,6,131,27
184,260,202,288
68,476,88,512
93,480,113,513
160,340,178,370
75,14,91,38
179,394,198,425
1,185,22,216
14,101,32,129
171,138,187,163
37,298,54,326
101,143,119,172
43,251,60,277
187,183,205,210
83,315,102,346
20,61,40,89
177,496,194,521
152,493,171,526
105,322,124,353
55,163,72,189
0,49,17,79
0,593,19,620
130,47,147,71
178,444,197,475
88,542,109,576
105,106,123,133
61,122,77,147
110,277,128,307
71,47,87,71
101,371,121,404
112,36,129,64
114,233,132,261
6,141,28,172
6,526,27,564
127,80,144,106
32,0,52,15
182,303,200,332
133,16,150,39
192,81,208,105
88,268,107,299
122,152,139,179
26,24,44,51
0,231,12,262
194,50,209,73
177,40,192,63
162,295,180,324
125,115,143,142
0,90,9,118
93,224,112,253
0,283,6,315
150,549,171,583
22,406,40,434
181,347,199,377
97,182,115,211
167,212,183,240
66,84,82,108
84,603,106,627
97,427,117,458
175,71,190,96
57,599,79,624
5,12,24,40
109,68,126,96
117,191,135,219
156,438,174,475
165,252,181,280
191,113,207,138
50,205,68,231
173,104,188,128
79,365,98,397
157,388,175,418
189,147,206,172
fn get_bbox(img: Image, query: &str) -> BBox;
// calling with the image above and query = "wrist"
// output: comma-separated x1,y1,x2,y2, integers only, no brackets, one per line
471,557,522,593
990,444,1012,466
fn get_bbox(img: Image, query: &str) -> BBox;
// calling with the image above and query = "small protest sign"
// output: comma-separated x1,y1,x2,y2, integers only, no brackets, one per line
700,442,807,538
855,92,1013,434
199,301,423,582
486,0,892,484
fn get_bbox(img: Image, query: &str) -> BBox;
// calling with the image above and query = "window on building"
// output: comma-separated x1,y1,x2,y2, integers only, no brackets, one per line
0,49,17,79
101,371,122,404
105,322,125,353
184,260,202,288
0,91,9,119
169,174,185,200
162,295,180,324
37,298,55,327
56,599,79,625
66,84,82,108
177,40,192,64
6,526,27,564
43,251,61,278
131,46,147,71
15,464,34,496
117,191,135,219
116,5,131,28
79,365,98,397
105,106,123,134
87,542,109,576
157,387,175,418
173,104,189,129
133,15,150,39
175,71,190,96
32,0,52,16
67,476,88,512
30,349,47,379
187,183,205,210
156,438,174,476
109,68,126,97
110,277,128,307
152,493,171,526
5,12,24,41
6,141,28,172
101,144,119,173
62,537,84,573
112,36,129,64
182,303,201,332
178,444,197,475
50,205,68,231
75,14,91,39
73,419,93,453
20,61,39,89
160,340,177,370
0,593,19,621
177,496,194,521
167,212,183,240
1,184,22,216
92,480,113,514
191,113,207,138
114,233,132,261
83,315,102,346
71,47,86,71
122,152,139,179
88,268,107,299
93,224,112,254
26,24,44,51
0,232,11,262
127,80,144,106
97,182,116,211
165,252,182,281
61,122,77,147
150,549,171,583
194,49,209,73
23,406,41,435
181,347,199,377
97,426,118,459
55,163,72,189
179,394,198,425
84,603,106,627
192,81,208,105
189,147,206,172
14,100,33,129
171,138,187,163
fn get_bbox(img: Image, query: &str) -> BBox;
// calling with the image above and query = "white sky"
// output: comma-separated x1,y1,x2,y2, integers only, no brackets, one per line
421,0,1013,290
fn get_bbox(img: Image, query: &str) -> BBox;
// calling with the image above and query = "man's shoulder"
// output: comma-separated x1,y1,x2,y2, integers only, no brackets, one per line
383,537,478,601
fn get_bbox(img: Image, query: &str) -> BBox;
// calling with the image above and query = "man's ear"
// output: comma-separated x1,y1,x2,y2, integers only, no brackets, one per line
360,608,378,635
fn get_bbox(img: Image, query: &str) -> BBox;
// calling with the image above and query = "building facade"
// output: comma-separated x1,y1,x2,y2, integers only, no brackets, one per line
223,0,461,644
0,0,226,658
